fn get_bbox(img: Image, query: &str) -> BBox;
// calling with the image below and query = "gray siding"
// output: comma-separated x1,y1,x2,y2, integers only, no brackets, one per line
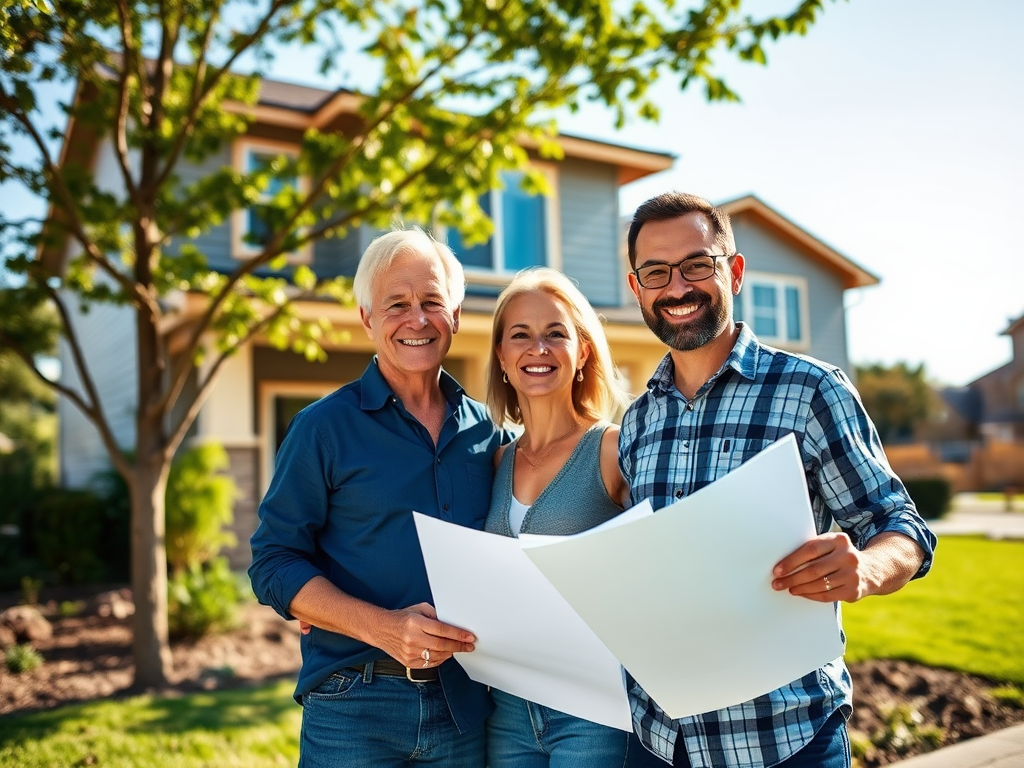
57,293,138,488
168,144,367,278
173,145,234,271
558,159,622,307
731,213,851,370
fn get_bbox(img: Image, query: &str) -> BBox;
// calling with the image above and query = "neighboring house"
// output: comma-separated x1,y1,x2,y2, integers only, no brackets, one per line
46,77,878,567
717,195,877,374
894,311,1024,492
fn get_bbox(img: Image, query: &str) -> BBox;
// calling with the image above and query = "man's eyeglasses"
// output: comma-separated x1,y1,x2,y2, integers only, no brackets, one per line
632,253,732,289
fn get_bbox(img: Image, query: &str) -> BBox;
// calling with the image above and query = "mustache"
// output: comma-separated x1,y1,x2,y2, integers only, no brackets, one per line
652,291,710,313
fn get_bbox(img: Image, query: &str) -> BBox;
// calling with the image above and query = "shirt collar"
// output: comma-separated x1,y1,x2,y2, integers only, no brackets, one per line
360,357,465,411
646,322,761,396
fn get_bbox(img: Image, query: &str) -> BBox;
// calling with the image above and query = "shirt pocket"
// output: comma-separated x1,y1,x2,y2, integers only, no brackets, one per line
700,437,776,482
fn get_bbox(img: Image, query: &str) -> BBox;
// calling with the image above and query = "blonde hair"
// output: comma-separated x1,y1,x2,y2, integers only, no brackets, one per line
486,268,630,426
353,228,466,311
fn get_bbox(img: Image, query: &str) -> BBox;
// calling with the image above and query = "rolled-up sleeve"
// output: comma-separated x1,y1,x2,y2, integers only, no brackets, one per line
248,411,332,619
804,369,936,579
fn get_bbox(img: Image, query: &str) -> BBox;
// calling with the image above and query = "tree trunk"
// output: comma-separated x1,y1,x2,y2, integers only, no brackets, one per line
129,458,173,689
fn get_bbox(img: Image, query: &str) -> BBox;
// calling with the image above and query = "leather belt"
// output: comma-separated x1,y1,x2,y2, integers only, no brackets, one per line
351,657,440,683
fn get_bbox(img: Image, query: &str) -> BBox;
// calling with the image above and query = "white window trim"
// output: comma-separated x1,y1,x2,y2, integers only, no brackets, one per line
452,162,562,284
740,271,811,351
258,380,336,494
231,137,312,264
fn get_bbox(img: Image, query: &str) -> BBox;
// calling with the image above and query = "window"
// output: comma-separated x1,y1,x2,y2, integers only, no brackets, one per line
446,167,559,279
734,272,809,349
232,138,311,263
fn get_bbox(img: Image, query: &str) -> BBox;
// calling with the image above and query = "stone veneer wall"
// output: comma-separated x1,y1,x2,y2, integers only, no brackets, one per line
223,445,260,571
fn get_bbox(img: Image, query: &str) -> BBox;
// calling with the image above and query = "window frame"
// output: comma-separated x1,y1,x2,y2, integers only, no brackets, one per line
737,271,811,351
231,137,312,264
444,162,562,286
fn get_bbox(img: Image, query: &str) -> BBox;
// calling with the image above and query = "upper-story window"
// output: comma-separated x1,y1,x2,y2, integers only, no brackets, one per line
231,138,311,263
446,166,560,280
734,272,809,350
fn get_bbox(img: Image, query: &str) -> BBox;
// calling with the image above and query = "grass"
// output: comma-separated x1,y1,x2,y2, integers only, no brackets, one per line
0,680,301,767
844,536,1024,684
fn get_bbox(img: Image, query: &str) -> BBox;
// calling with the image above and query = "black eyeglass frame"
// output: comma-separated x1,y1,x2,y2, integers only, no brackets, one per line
632,253,734,289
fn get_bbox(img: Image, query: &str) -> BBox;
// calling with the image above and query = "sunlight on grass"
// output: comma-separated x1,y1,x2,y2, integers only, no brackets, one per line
844,537,1024,684
0,680,301,768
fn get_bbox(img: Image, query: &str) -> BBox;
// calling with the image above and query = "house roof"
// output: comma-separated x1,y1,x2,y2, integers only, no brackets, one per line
718,194,879,290
240,75,675,184
940,386,984,424
1002,311,1024,338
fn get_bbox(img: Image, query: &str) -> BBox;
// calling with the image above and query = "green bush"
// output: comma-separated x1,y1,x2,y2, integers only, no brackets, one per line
29,488,108,584
5,644,43,674
166,443,238,576
168,556,241,639
903,477,952,520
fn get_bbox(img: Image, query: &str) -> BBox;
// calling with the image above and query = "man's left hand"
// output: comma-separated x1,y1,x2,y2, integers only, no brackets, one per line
771,531,867,602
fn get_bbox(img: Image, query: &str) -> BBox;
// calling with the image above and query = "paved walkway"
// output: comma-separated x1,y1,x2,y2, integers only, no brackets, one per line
890,495,1024,766
891,722,1024,767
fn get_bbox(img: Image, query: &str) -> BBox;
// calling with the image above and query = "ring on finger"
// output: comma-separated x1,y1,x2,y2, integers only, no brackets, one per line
421,648,430,664
824,575,831,592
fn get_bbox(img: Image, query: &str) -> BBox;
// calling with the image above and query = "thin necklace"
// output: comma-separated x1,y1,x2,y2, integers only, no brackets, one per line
517,421,581,469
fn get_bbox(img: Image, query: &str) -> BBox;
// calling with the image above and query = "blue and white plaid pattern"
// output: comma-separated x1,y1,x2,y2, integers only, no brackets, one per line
619,324,936,767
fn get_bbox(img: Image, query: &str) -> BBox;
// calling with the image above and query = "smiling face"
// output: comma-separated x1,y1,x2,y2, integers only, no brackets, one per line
359,249,460,383
496,290,589,403
628,212,744,351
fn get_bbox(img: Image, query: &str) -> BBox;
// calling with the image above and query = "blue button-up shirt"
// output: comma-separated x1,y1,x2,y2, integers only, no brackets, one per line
248,360,507,733
618,324,936,767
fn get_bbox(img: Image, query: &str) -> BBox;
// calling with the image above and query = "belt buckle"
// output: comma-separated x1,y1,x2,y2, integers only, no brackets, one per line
405,666,433,683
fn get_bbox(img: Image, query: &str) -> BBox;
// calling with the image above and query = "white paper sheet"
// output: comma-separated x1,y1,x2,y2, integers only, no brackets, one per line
413,512,635,730
521,434,845,719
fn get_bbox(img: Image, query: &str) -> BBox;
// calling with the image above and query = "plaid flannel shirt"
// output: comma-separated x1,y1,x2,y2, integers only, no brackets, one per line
618,324,936,767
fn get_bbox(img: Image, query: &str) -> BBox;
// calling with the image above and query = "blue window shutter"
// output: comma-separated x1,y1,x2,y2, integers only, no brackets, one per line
785,285,802,341
449,194,494,269
502,176,546,270
752,283,778,338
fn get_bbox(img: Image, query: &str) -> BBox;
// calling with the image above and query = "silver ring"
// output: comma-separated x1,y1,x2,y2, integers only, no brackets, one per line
421,649,430,663
824,576,831,592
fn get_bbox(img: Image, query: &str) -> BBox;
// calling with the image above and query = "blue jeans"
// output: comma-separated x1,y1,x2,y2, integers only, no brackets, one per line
487,688,630,768
625,709,850,768
299,664,486,768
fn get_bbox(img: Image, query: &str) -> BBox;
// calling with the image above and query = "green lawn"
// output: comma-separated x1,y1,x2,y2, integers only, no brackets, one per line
844,536,1024,684
0,680,301,767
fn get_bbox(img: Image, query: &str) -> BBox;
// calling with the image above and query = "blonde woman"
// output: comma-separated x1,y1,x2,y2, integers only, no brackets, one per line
484,267,631,767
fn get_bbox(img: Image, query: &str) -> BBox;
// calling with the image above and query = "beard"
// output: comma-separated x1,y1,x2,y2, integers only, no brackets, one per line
641,290,730,351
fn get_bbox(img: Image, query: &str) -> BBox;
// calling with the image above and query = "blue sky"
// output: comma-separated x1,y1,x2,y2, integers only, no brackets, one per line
560,0,1024,387
5,0,1021,387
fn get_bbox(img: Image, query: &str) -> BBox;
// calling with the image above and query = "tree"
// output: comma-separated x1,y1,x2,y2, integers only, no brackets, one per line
0,0,839,689
854,362,938,444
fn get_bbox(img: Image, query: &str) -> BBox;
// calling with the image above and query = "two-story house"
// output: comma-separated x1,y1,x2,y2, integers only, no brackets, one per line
46,76,879,566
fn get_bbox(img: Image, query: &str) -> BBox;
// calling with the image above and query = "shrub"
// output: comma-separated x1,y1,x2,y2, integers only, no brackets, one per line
903,477,952,520
167,556,241,639
165,443,239,576
5,644,43,673
30,489,108,584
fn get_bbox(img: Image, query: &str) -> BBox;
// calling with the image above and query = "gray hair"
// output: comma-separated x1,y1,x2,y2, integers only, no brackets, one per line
353,228,466,311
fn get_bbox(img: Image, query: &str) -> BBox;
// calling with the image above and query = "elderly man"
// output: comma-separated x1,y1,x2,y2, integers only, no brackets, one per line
619,192,937,768
249,228,507,767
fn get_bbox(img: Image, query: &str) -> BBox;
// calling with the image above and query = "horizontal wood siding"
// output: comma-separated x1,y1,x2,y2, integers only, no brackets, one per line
57,294,137,488
731,214,851,370
171,145,234,271
559,159,622,307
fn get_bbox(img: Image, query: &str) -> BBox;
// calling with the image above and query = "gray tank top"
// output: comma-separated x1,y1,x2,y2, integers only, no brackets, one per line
484,424,624,537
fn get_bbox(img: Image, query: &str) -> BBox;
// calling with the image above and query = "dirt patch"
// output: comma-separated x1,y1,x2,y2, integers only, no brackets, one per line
2,587,1022,766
